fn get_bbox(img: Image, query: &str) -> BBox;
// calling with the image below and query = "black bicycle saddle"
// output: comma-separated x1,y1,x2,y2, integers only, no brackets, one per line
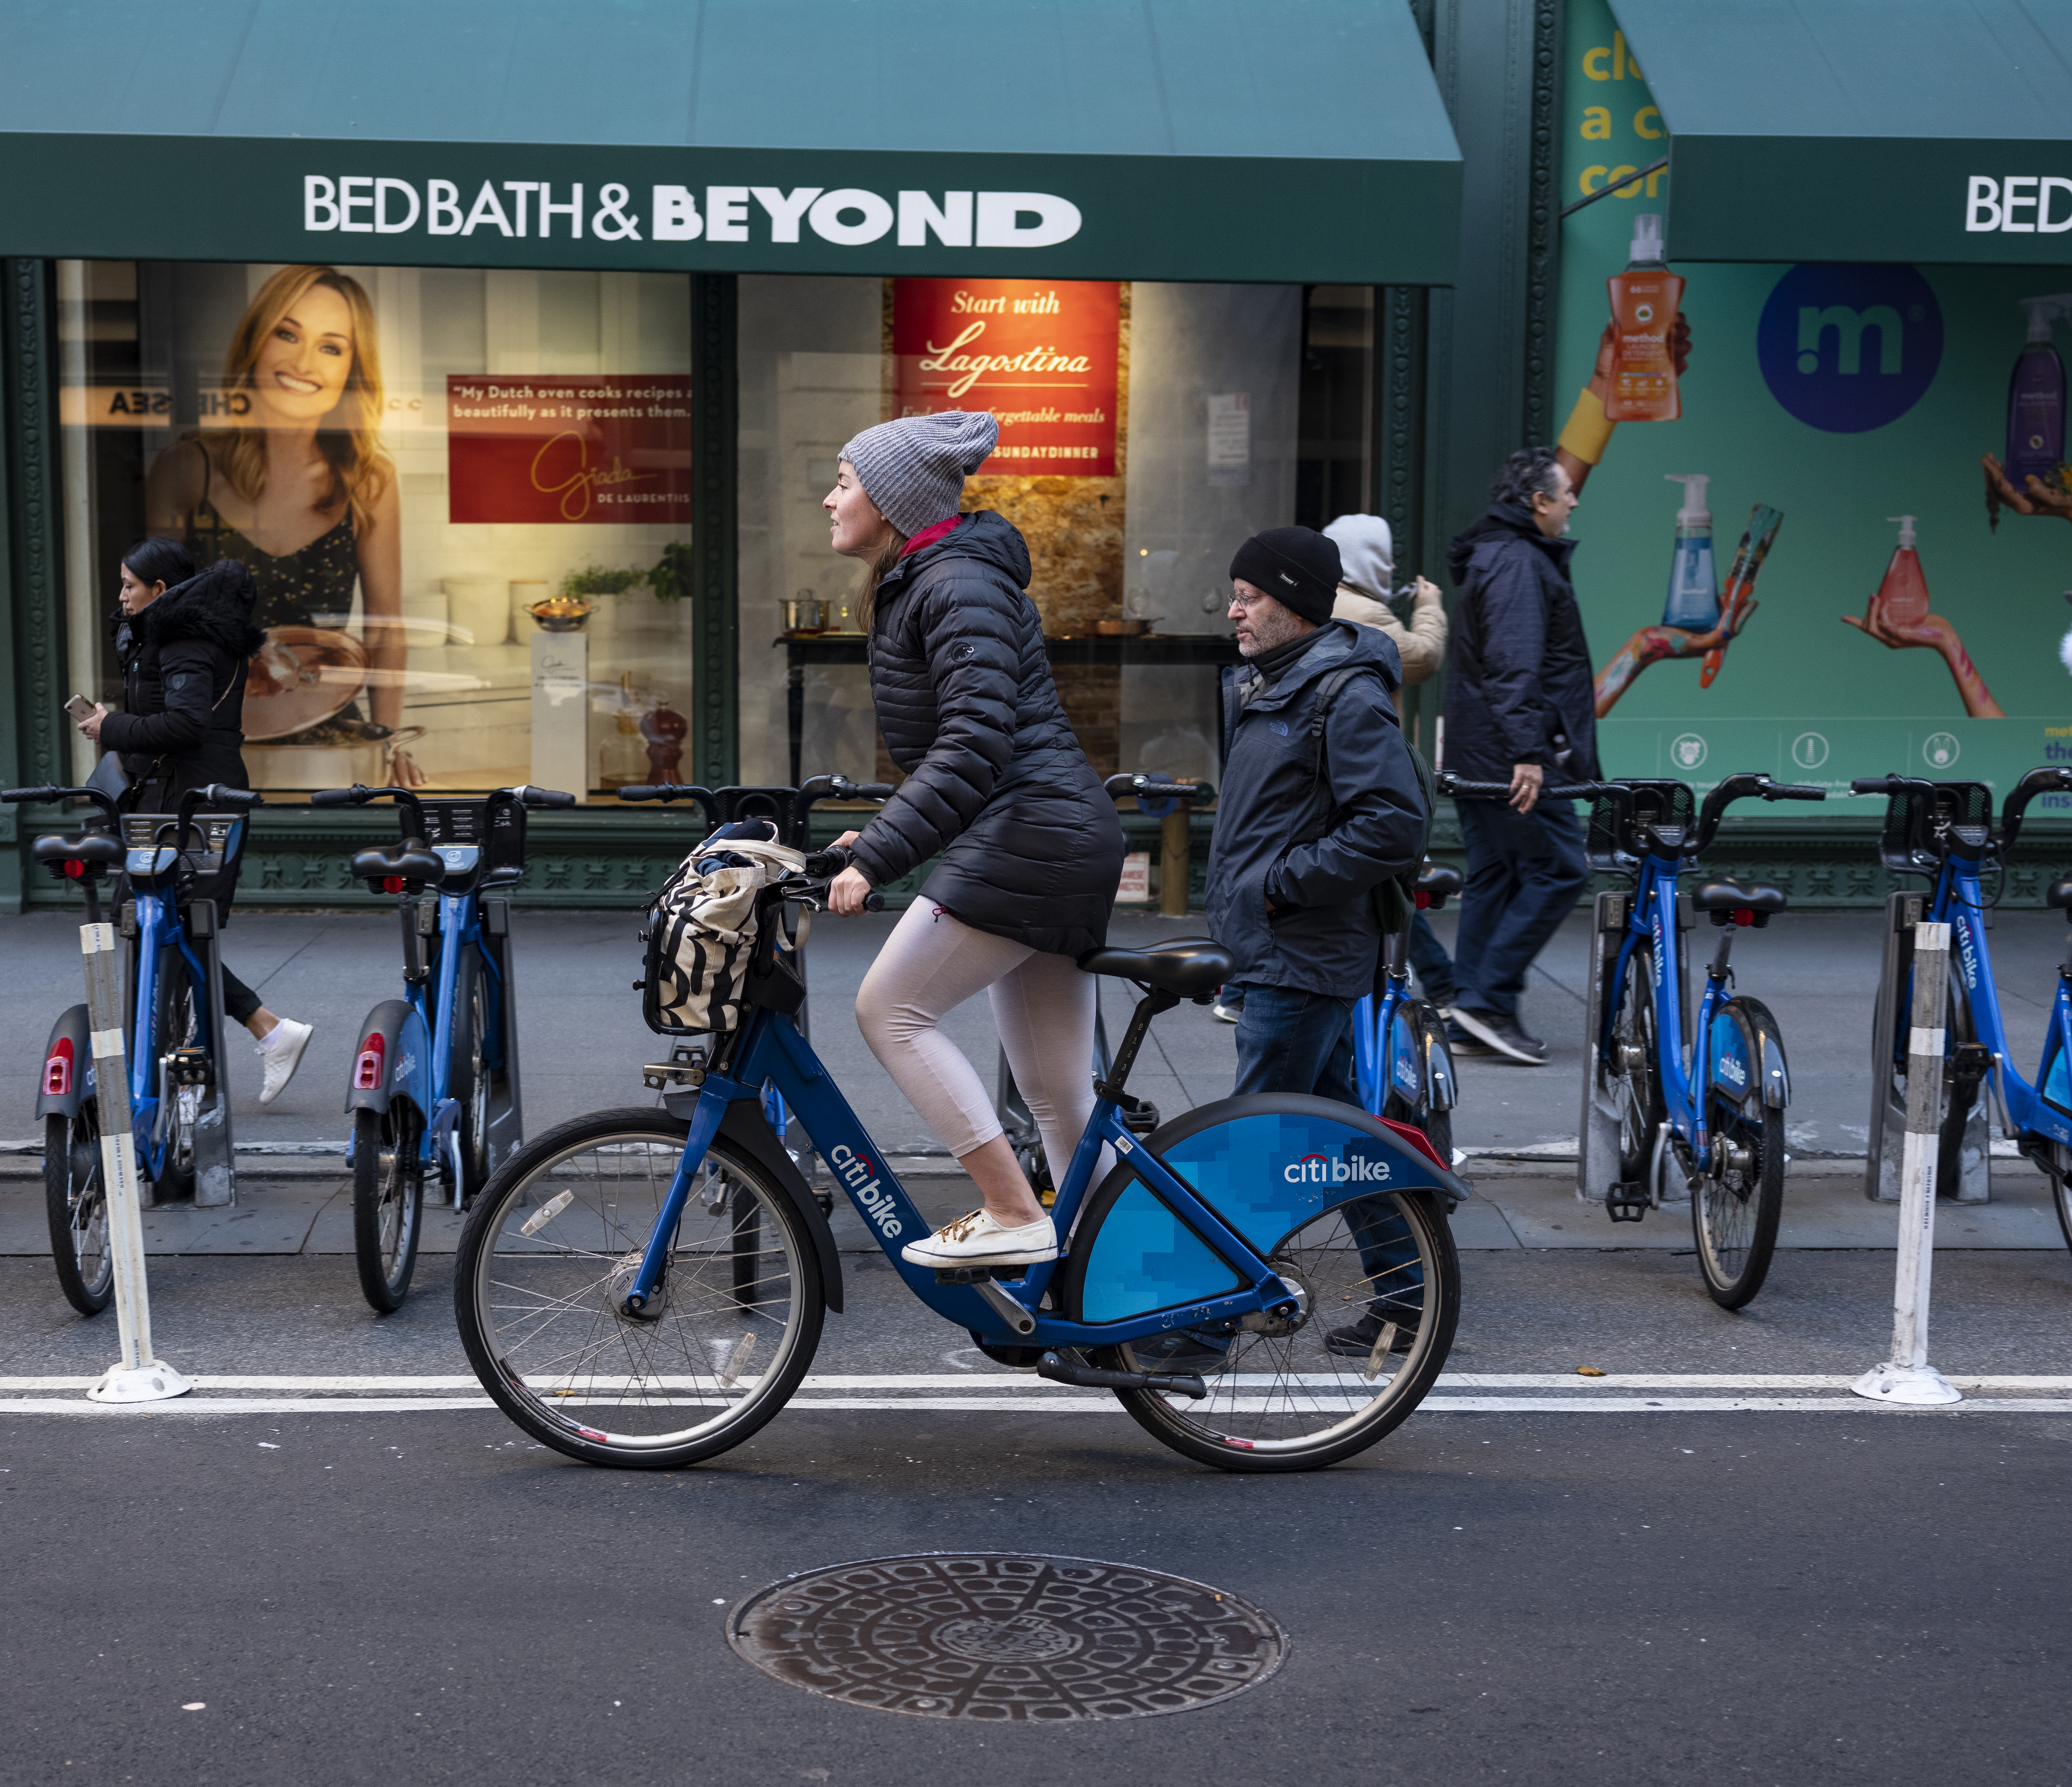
1077,937,1233,998
1690,878,1787,914
32,833,125,870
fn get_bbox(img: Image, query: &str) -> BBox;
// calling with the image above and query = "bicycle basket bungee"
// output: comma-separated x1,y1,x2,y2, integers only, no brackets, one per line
1875,780,1993,876
1584,779,1696,875
640,828,805,1036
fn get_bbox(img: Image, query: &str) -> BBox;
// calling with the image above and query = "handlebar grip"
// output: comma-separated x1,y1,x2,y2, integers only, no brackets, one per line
1850,777,1905,796
1768,783,1826,801
513,785,576,809
863,891,885,912
199,784,263,808
0,786,61,804
803,845,854,877
614,785,661,802
310,785,369,808
1437,778,1515,799
855,782,896,800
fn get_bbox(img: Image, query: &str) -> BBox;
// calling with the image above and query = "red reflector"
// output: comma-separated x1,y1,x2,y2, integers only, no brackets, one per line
353,1033,386,1090
382,876,406,894
1414,890,1431,910
63,859,86,879
43,1038,74,1096
1733,908,1755,927
1379,1114,1450,1172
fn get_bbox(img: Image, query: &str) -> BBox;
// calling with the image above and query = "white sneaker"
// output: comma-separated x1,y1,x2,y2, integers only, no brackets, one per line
900,1207,1058,1268
257,1019,314,1106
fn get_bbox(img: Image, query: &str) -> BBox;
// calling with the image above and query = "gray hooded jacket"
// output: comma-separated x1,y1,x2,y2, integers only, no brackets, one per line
1205,619,1428,1000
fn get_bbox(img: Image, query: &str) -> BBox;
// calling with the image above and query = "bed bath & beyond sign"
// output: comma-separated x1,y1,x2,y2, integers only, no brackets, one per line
303,178,1082,249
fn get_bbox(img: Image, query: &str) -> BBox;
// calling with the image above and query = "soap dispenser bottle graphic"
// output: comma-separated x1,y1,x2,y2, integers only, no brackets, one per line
1661,474,1718,630
1876,515,1930,628
2007,293,2072,485
1604,214,1686,422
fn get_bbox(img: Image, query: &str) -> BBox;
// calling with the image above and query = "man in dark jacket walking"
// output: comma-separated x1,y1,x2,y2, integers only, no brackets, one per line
1441,447,1597,1065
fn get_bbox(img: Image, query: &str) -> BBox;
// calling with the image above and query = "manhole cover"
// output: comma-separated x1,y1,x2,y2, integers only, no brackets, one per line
727,1552,1286,1721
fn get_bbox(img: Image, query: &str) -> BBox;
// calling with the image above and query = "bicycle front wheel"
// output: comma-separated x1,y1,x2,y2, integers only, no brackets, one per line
45,1108,112,1315
353,1102,424,1313
1103,1188,1460,1473
1692,1094,1784,1308
454,1108,823,1468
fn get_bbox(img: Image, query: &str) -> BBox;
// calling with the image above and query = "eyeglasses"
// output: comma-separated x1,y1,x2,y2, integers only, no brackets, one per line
1228,587,1276,611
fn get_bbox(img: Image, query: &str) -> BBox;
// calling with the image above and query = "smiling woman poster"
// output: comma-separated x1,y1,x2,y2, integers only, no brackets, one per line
144,264,421,786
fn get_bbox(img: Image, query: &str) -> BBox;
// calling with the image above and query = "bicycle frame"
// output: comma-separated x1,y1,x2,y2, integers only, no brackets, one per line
632,994,1444,1350
1927,854,2072,1150
122,880,214,1182
1352,935,1454,1120
402,867,506,1183
1601,848,1737,1174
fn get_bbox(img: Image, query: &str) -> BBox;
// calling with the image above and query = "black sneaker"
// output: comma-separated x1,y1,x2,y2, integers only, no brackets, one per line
1449,1006,1548,1065
1324,1309,1419,1359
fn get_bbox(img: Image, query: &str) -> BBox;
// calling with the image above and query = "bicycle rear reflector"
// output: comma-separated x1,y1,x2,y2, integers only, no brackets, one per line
353,1035,386,1090
43,1039,73,1096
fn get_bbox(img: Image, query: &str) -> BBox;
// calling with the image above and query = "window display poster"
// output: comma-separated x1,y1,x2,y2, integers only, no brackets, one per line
893,279,1120,475
1553,0,2072,809
447,375,694,523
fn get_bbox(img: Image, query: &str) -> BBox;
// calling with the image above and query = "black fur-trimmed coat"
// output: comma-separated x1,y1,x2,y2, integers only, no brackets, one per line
101,559,266,808
847,512,1124,957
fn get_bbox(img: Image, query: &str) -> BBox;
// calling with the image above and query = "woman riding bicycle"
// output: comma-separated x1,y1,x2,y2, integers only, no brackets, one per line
76,538,317,1107
821,412,1126,1270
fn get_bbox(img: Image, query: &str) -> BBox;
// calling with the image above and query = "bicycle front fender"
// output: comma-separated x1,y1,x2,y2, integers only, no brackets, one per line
663,1090,844,1315
344,1000,432,1119
35,1004,93,1122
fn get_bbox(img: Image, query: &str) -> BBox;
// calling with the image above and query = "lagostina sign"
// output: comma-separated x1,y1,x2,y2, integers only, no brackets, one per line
893,279,1120,475
446,375,693,524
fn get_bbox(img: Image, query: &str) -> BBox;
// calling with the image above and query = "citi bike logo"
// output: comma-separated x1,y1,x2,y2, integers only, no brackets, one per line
1719,1051,1747,1087
829,1144,903,1238
1283,1153,1393,1186
1956,918,1981,992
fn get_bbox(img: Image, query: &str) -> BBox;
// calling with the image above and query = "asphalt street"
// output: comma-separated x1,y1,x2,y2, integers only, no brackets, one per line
5,902,2072,1783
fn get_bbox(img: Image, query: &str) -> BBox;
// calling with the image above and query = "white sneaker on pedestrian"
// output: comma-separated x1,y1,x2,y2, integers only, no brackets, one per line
900,1207,1058,1268
257,1018,314,1106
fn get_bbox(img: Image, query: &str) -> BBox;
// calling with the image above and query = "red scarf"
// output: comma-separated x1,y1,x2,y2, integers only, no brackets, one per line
900,514,964,558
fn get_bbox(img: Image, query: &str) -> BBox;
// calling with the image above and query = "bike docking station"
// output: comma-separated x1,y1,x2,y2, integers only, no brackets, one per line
1853,920,1963,1407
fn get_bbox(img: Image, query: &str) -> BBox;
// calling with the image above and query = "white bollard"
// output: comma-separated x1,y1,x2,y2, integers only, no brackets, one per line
1852,919,1961,1406
77,921,191,1404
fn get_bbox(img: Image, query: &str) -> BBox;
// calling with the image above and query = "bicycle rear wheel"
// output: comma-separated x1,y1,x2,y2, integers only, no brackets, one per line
1102,1188,1460,1473
454,1108,823,1468
1691,1093,1784,1308
45,1108,112,1315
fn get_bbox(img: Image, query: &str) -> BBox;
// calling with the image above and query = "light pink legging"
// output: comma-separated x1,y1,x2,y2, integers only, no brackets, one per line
856,900,1101,1188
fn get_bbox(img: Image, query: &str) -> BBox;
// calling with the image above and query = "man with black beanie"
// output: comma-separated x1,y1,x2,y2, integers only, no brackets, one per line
1172,526,1428,1364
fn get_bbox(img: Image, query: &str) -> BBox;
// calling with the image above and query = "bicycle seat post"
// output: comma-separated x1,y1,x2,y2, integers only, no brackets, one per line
1093,987,1179,1104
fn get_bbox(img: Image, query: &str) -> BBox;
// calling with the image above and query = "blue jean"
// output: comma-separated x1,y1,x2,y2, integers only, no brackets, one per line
1232,982,1421,1324
1452,796,1589,1020
1407,911,1455,1006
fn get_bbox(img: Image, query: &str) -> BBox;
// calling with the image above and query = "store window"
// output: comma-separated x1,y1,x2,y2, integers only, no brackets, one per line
56,260,697,799
738,277,1352,800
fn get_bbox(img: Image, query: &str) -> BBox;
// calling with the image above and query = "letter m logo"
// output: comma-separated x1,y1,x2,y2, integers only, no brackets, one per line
1796,305,1903,376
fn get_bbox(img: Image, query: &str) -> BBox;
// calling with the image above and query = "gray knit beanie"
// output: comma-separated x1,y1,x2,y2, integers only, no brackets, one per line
839,411,999,538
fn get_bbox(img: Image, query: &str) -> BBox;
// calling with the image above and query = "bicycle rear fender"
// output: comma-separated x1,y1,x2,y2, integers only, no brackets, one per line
1708,996,1788,1114
664,1091,844,1315
344,1000,432,1120
1061,1093,1465,1327
35,1004,92,1121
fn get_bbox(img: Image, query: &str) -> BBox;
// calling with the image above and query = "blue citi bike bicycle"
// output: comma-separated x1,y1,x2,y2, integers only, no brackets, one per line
453,840,1469,1471
313,781,573,1310
1442,770,1824,1307
1854,767,2072,1251
1352,861,1464,1159
6,780,261,1314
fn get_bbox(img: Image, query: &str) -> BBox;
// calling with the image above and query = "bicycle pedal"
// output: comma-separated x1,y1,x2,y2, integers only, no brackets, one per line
1604,1183,1650,1223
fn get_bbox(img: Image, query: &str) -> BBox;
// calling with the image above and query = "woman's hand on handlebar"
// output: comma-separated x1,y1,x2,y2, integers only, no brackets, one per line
829,865,874,916
829,829,861,850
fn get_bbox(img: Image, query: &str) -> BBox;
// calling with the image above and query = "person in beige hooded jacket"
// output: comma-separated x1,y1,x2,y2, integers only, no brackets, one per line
1323,513,1446,700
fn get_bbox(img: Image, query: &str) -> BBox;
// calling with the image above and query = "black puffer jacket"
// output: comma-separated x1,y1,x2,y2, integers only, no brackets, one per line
849,512,1124,956
1442,502,1601,784
101,560,266,808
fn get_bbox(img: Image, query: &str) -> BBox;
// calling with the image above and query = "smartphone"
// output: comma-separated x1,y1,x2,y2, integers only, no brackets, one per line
64,693,96,722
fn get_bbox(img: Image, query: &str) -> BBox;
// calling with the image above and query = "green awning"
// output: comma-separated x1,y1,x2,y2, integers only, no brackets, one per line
0,0,1461,284
1609,0,2072,263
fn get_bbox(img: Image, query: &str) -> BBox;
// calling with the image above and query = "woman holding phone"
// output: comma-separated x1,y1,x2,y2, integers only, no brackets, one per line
77,538,317,1107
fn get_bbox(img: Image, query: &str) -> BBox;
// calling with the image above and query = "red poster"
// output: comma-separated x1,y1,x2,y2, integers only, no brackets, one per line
893,280,1120,477
446,375,693,524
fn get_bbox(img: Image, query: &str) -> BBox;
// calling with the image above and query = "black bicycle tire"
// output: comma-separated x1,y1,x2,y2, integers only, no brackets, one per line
450,945,492,1203
149,947,198,1201
1691,1093,1785,1309
1608,940,1663,1189
353,1103,424,1313
45,1109,112,1316
1074,1172,1460,1474
453,1106,824,1469
1384,1002,1455,1171
2049,1143,2072,1256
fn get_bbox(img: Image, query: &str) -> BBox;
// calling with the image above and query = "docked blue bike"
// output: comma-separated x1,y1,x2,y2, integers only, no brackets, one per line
1352,861,1463,1161
1855,767,2072,1251
1444,771,1823,1307
315,781,572,1310
454,842,1468,1472
6,781,259,1313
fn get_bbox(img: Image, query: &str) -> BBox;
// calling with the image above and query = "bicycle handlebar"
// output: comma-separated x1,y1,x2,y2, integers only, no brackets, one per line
1103,773,1215,803
1849,775,1936,799
1,784,122,828
1434,774,1598,802
796,843,885,911
1692,773,1823,853
2000,765,2072,854
312,781,431,843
